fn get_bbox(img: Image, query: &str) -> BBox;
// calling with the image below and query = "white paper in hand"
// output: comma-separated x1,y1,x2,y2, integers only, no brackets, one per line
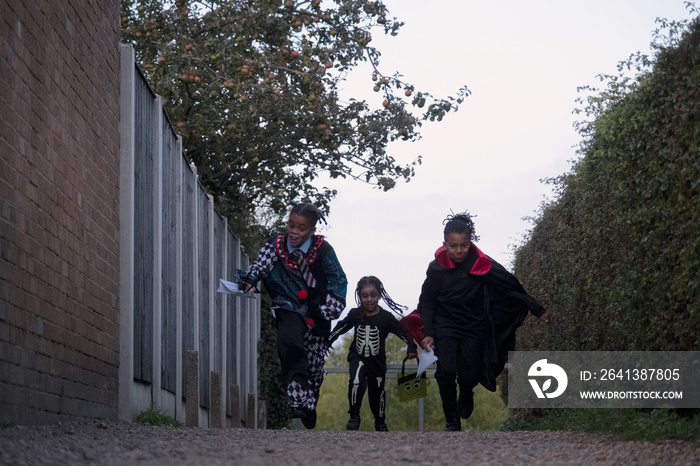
416,345,438,377
216,279,256,298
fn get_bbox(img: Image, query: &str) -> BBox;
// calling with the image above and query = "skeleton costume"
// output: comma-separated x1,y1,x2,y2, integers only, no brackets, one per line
243,234,347,416
328,307,417,427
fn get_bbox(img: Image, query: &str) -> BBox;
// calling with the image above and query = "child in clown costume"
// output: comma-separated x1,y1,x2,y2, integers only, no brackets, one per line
241,200,347,429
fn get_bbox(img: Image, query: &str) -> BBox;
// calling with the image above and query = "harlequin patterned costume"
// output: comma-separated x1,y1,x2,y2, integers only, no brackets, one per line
244,234,347,416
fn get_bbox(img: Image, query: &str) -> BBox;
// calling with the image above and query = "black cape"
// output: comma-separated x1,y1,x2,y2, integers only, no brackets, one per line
407,244,545,391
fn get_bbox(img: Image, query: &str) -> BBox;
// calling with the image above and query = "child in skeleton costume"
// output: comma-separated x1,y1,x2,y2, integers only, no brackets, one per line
414,212,549,432
241,201,347,429
328,276,417,431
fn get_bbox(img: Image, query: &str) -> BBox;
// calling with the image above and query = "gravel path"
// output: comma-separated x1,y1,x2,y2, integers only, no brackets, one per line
1,419,698,465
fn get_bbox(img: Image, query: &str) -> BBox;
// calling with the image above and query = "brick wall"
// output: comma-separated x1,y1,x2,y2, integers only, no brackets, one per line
0,0,122,424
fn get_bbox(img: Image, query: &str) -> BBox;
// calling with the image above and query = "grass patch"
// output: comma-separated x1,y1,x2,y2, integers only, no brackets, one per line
316,371,507,431
501,409,700,441
136,405,182,427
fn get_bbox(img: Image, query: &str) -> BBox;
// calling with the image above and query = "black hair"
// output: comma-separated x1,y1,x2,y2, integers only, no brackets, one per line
290,198,326,226
355,275,407,316
443,210,479,242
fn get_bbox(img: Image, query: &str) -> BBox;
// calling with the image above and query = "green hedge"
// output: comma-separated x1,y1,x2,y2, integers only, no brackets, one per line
257,294,288,429
514,16,700,353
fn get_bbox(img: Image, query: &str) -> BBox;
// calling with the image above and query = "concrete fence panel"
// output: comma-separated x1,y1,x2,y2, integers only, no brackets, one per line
118,44,260,427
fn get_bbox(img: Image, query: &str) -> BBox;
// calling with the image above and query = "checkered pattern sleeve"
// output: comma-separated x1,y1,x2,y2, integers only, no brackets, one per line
319,294,344,321
246,240,278,283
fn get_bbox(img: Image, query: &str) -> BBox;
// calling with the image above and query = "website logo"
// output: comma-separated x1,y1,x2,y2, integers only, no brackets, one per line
528,359,568,398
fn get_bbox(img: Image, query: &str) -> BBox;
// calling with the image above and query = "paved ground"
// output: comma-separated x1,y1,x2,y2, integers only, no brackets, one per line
1,419,698,465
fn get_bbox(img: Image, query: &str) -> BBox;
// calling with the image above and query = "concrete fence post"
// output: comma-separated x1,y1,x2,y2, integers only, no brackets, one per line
186,350,199,427
118,44,136,422
246,393,256,429
230,385,241,428
210,372,222,428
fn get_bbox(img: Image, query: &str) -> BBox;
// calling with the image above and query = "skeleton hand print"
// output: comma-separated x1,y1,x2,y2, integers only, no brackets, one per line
355,325,380,357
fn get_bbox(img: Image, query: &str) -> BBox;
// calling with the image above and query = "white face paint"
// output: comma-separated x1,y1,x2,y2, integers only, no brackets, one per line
355,325,380,357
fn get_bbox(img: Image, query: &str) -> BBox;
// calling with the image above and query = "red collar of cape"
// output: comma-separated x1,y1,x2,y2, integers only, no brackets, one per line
435,244,492,275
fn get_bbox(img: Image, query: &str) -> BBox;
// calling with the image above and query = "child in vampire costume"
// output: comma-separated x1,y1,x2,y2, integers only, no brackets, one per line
328,276,417,431
405,211,550,431
241,201,347,429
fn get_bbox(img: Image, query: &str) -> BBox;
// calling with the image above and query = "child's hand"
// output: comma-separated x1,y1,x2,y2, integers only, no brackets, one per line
406,352,417,359
244,283,257,293
539,311,551,325
323,344,333,358
421,337,434,350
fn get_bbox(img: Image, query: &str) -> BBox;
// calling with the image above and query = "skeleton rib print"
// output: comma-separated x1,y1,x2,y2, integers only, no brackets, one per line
355,325,381,357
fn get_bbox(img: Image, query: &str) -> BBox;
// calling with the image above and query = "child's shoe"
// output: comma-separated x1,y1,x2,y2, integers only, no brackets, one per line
445,419,461,432
458,392,474,419
346,414,360,430
375,422,389,431
301,408,317,429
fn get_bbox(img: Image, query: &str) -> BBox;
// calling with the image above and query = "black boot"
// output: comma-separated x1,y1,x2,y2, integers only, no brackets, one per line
301,408,317,429
458,391,474,419
445,418,461,432
346,414,360,430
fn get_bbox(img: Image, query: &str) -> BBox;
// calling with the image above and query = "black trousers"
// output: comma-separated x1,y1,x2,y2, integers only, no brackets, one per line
347,356,386,424
275,309,326,410
434,330,487,421
275,309,308,386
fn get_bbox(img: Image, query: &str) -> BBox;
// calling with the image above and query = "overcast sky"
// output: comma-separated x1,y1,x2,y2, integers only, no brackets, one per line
313,0,695,318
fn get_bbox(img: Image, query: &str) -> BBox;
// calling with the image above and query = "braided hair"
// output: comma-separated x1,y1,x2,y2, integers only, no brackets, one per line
355,275,407,317
290,198,326,226
443,210,479,242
